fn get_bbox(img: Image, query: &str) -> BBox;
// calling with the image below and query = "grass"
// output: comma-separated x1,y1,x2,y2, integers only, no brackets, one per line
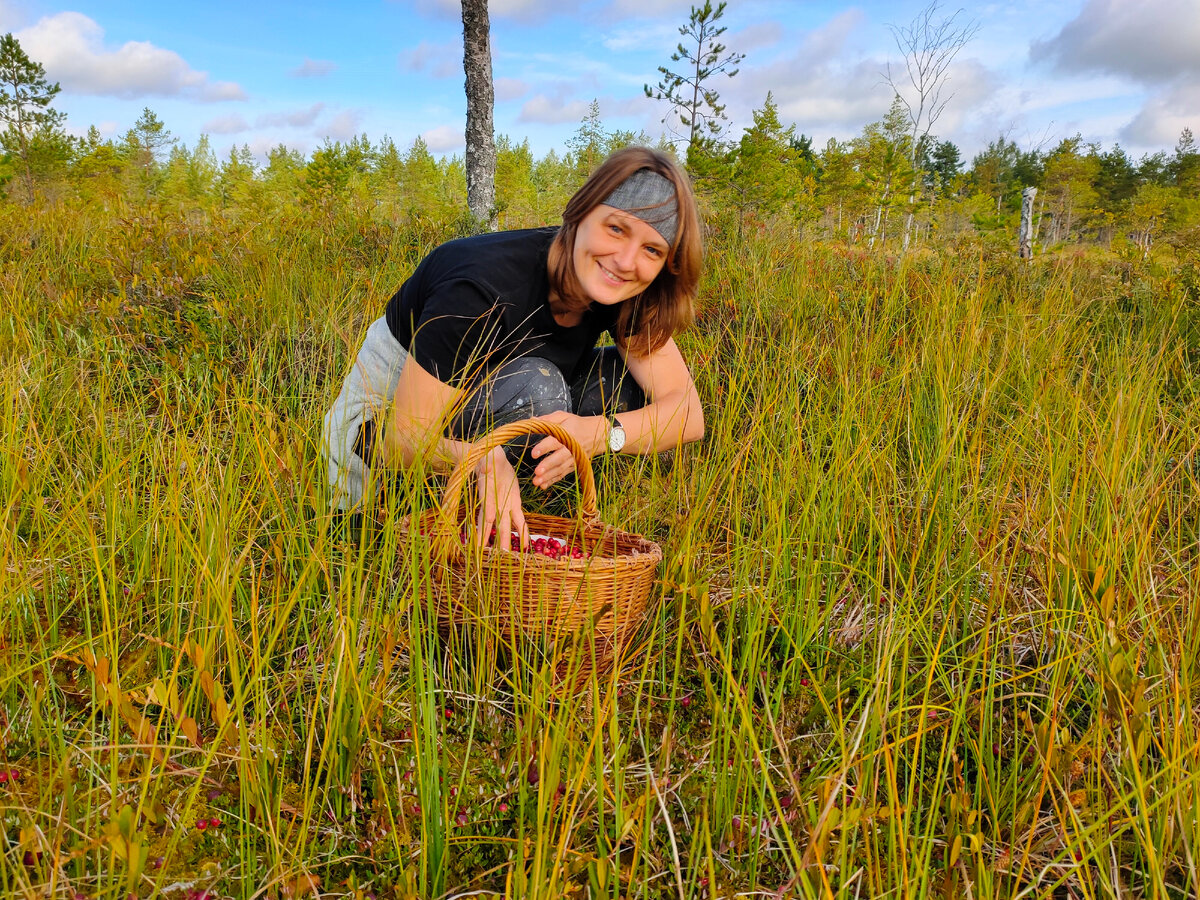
1,193,1198,899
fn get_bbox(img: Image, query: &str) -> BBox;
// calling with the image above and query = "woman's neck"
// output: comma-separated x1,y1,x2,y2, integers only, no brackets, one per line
553,308,584,327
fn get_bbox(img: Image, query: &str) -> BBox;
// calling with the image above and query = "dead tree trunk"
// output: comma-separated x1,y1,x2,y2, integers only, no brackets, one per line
462,0,496,230
1019,186,1036,258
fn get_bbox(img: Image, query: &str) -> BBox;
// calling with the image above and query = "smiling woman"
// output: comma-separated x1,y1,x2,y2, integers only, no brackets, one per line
321,146,705,544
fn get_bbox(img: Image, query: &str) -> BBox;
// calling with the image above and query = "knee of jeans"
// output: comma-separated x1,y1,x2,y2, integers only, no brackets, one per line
500,357,571,416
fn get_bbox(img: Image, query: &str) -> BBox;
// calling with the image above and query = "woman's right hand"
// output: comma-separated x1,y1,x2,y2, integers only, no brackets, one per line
473,447,528,550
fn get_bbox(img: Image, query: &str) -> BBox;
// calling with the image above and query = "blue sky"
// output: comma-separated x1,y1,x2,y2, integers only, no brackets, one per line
2,0,1197,165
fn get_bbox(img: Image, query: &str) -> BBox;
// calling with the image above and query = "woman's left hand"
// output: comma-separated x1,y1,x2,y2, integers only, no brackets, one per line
528,411,606,490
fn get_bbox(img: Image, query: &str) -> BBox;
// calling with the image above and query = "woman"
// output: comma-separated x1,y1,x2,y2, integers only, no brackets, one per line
323,146,705,546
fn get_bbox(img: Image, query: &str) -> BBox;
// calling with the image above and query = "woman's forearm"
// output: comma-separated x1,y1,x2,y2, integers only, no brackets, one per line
616,387,705,455
381,408,479,476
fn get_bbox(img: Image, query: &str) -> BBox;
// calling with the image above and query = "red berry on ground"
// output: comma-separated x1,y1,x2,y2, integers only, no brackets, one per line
498,802,509,813
456,811,468,827
209,817,221,828
196,819,207,830
0,772,7,783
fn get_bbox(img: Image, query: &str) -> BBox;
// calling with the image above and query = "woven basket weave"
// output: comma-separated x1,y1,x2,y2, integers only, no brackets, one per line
413,419,661,672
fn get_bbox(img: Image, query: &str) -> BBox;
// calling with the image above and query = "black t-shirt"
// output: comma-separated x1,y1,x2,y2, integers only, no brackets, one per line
384,228,620,388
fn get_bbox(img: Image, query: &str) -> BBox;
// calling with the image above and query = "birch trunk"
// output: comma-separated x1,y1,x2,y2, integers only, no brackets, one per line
1019,186,1036,259
462,0,496,230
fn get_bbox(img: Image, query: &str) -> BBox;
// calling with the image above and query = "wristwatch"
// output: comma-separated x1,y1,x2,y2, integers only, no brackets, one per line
606,415,626,453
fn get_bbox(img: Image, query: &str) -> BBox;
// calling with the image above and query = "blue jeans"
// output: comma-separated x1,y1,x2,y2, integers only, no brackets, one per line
353,346,645,474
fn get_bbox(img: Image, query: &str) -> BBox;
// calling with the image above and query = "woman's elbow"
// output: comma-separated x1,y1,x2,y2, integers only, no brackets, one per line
684,396,705,444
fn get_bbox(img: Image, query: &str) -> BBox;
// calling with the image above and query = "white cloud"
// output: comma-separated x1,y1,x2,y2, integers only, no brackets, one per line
258,103,326,128
399,39,460,78
203,114,250,134
413,0,565,22
1030,0,1200,84
601,21,681,53
495,77,529,102
1121,81,1200,147
422,124,463,151
15,12,247,102
801,8,864,61
0,0,31,30
320,110,363,142
518,92,590,125
290,57,337,78
604,0,692,16
732,20,783,54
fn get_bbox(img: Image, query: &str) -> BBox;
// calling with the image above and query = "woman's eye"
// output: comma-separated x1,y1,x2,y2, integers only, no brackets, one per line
608,224,623,235
646,246,663,258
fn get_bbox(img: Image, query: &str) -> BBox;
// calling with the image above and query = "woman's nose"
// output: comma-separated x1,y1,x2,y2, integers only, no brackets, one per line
614,240,638,272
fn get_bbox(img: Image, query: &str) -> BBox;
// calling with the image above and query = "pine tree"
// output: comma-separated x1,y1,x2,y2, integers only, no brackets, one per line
644,1,744,152
726,92,797,236
124,107,175,197
1172,127,1199,198
0,32,65,200
568,100,607,180
929,139,962,194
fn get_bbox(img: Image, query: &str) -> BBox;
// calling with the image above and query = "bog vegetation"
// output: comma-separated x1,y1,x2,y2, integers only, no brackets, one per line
2,47,1200,900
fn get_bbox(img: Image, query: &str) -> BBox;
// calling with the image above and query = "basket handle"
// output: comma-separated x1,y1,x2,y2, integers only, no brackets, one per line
431,418,601,560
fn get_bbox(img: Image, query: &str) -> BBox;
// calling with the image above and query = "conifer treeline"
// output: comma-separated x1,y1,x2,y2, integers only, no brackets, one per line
3,95,1198,255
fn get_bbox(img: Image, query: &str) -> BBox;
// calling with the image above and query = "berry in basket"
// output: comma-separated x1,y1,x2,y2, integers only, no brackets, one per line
459,528,586,560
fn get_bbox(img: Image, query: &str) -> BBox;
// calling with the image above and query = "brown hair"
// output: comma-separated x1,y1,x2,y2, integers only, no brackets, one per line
548,146,701,357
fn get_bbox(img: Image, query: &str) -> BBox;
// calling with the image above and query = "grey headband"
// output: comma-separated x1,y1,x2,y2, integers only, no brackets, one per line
601,168,679,245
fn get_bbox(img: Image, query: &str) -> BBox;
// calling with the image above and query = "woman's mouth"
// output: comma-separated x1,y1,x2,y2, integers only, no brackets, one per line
597,261,625,285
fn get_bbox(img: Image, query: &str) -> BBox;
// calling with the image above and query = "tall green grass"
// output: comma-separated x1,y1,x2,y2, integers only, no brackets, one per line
1,196,1198,898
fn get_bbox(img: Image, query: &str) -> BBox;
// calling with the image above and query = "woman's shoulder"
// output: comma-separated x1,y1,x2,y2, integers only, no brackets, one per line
417,226,557,292
434,226,557,265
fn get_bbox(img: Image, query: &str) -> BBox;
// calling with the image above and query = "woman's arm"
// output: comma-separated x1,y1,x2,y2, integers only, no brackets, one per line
381,355,528,547
529,337,704,488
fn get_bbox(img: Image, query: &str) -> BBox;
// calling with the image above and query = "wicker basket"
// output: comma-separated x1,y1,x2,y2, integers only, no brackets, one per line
412,419,661,675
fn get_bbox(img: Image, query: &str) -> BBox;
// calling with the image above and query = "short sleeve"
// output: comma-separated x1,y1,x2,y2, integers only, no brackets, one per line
407,279,506,388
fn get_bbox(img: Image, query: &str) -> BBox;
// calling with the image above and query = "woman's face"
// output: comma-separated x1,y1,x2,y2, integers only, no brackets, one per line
572,204,670,306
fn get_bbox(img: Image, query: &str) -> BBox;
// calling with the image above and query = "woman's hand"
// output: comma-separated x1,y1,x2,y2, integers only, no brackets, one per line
474,447,528,549
528,411,607,490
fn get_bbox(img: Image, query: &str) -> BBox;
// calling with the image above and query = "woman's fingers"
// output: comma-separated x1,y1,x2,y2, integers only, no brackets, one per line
533,446,577,489
530,435,564,460
474,452,530,550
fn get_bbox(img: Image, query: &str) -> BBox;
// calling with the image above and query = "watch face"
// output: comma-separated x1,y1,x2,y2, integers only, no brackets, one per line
608,423,626,452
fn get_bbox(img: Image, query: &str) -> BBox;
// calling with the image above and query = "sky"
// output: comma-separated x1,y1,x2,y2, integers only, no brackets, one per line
2,0,1198,166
